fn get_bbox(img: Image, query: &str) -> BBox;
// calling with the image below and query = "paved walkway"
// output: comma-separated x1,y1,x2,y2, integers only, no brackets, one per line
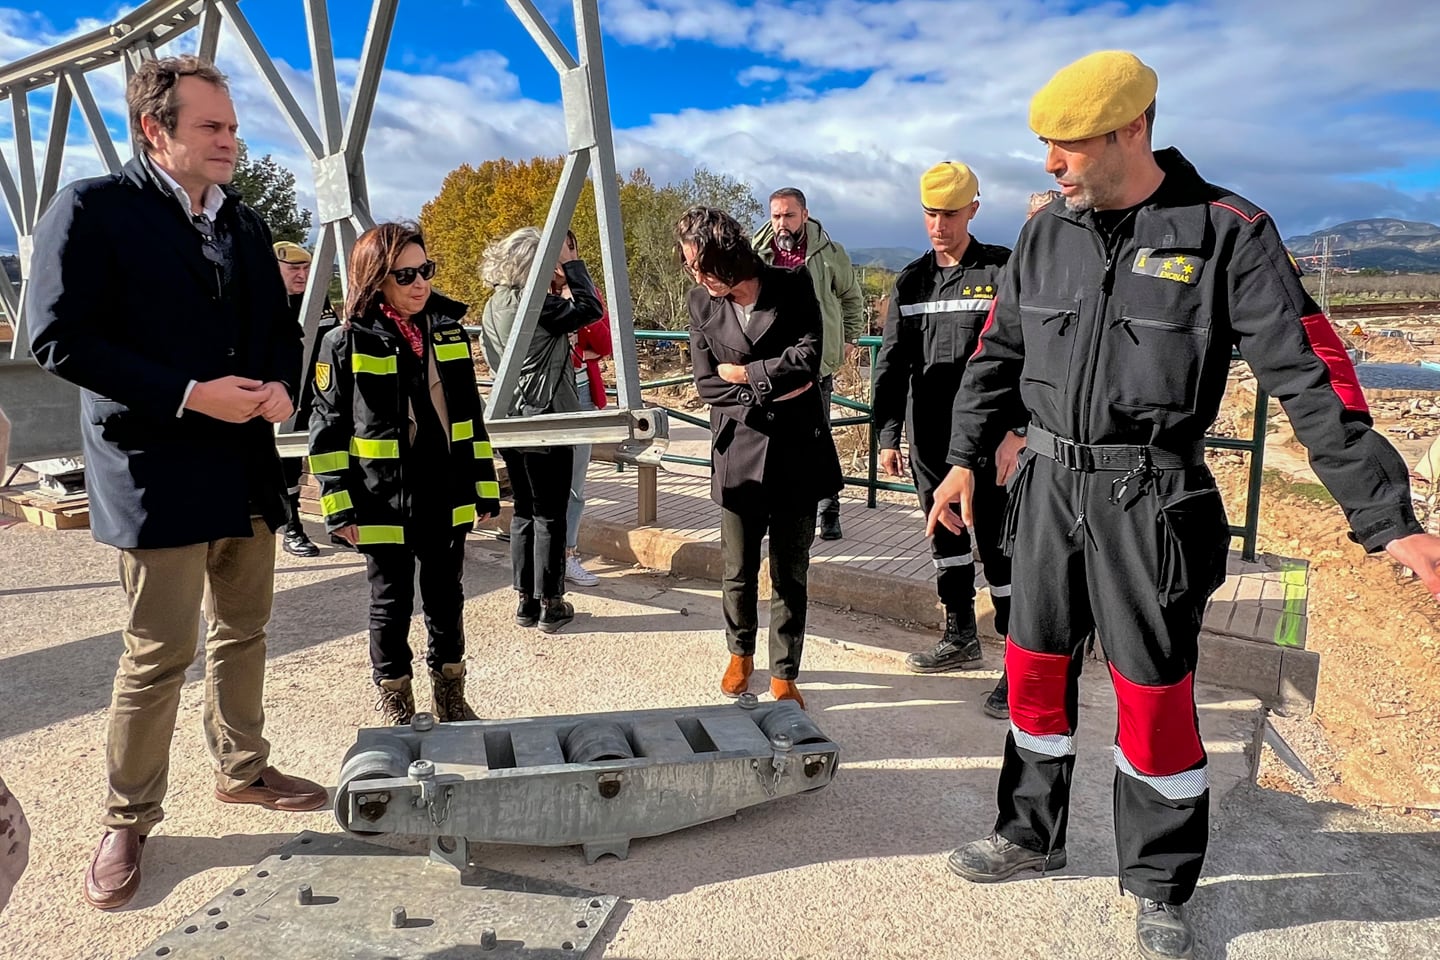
573,458,1318,712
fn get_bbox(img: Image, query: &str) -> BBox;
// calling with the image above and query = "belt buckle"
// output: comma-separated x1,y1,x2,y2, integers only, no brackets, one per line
1052,436,1092,472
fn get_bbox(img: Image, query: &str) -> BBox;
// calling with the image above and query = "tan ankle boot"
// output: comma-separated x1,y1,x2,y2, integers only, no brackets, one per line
431,663,479,722
770,677,806,710
720,655,753,697
374,676,415,725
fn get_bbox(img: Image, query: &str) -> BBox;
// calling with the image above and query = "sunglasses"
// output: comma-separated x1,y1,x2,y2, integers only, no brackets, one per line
389,259,437,286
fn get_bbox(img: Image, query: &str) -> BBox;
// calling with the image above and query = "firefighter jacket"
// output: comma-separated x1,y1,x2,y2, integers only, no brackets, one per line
753,218,865,377
307,292,501,547
872,242,1011,471
949,147,1422,553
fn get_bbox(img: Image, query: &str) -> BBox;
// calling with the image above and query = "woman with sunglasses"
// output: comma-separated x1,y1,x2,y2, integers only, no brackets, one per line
308,222,501,725
479,227,603,633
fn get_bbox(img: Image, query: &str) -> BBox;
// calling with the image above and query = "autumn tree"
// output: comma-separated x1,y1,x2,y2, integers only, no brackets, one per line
419,156,760,329
231,139,312,243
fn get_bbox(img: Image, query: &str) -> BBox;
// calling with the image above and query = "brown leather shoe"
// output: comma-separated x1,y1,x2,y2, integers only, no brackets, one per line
720,654,753,697
83,828,144,910
770,677,806,710
215,767,328,812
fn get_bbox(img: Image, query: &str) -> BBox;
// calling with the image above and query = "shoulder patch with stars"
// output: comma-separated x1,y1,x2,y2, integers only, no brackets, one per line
1132,249,1202,285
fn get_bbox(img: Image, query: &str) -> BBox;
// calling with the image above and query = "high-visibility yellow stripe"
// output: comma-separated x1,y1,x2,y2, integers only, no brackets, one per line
435,342,471,362
356,525,405,545
476,480,500,500
350,436,400,459
309,450,349,473
320,490,353,517
452,504,476,526
352,352,397,375
451,419,474,442
474,440,494,459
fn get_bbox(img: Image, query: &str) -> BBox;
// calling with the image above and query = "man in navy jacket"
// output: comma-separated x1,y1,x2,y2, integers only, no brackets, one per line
26,55,326,911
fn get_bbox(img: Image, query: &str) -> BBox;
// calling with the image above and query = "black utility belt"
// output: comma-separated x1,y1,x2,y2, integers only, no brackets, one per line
1027,426,1204,473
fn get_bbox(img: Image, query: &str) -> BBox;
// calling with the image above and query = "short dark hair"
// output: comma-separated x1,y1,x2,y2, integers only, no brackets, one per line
1108,100,1157,146
674,206,763,287
127,55,229,155
769,187,807,210
346,222,426,319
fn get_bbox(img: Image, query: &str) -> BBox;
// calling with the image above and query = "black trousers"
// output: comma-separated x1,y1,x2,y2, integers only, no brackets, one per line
816,375,841,522
280,457,305,532
363,520,468,684
501,447,574,599
912,452,1011,615
997,451,1230,905
720,505,816,680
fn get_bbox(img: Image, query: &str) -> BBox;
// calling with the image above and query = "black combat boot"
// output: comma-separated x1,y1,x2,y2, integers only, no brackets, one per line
983,670,1010,719
539,597,575,634
1135,898,1194,959
819,500,842,540
946,833,1067,882
515,593,541,628
281,519,319,557
905,607,983,673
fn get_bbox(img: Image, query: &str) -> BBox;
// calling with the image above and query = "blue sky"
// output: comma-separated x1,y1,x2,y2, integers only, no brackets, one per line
3,0,1439,256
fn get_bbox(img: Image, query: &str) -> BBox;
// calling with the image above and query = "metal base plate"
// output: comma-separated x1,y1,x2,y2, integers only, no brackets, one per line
132,831,620,959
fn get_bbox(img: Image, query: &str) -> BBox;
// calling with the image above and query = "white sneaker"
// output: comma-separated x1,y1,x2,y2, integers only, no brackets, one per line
566,554,599,587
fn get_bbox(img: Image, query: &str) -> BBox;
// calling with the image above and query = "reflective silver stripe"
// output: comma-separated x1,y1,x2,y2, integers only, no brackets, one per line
933,552,975,569
1011,724,1075,758
1113,745,1208,800
899,299,993,316
990,583,1012,598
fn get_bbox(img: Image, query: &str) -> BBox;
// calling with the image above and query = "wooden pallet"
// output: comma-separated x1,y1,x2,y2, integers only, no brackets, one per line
0,492,91,530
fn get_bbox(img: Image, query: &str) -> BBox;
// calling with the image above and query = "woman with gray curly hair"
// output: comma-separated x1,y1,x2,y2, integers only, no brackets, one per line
480,227,603,632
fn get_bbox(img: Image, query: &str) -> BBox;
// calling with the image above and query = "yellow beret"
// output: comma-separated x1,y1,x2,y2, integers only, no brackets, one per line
920,162,979,211
273,241,312,264
1029,50,1157,141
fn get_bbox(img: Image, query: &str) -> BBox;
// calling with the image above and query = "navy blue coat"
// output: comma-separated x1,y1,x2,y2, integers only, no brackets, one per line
26,158,299,549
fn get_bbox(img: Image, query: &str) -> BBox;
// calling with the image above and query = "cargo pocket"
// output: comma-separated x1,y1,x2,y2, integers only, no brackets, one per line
1105,314,1209,414
1018,304,1079,394
1156,487,1230,606
999,452,1037,558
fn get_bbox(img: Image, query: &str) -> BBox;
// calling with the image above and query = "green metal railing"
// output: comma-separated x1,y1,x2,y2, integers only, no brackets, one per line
623,331,1269,561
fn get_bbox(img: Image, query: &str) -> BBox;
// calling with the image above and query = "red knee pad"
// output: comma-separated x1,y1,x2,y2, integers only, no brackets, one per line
1005,639,1073,737
1110,665,1204,776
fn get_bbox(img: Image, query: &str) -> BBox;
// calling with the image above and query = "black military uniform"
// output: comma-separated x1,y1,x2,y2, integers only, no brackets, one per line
279,291,339,556
873,242,1016,676
308,291,501,716
948,148,1422,907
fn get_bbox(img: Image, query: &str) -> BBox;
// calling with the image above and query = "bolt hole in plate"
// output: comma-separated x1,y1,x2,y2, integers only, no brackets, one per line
131,831,621,959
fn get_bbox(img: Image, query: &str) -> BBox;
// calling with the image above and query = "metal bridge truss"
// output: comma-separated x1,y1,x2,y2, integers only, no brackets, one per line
0,0,662,463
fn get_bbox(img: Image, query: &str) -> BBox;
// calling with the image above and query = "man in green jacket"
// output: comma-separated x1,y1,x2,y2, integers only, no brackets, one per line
753,188,865,540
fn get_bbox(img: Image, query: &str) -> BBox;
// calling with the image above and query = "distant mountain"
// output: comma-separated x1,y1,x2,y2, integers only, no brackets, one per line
1284,219,1440,272
1,255,17,284
848,246,925,271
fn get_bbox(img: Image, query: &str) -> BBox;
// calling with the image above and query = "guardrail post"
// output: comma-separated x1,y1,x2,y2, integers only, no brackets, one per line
637,464,658,525
1242,385,1269,562
867,342,879,509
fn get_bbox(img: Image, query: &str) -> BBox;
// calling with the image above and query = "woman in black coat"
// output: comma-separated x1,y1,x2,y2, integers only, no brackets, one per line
677,206,842,709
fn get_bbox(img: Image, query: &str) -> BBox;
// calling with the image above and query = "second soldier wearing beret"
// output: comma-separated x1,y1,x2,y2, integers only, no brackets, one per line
928,49,1440,959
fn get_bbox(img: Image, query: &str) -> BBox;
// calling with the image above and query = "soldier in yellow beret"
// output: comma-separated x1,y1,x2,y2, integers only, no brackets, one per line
929,49,1440,960
871,162,1019,721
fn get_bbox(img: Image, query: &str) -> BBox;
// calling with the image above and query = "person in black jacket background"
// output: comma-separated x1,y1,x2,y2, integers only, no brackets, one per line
309,223,501,725
479,227,604,633
677,206,842,710
27,55,326,912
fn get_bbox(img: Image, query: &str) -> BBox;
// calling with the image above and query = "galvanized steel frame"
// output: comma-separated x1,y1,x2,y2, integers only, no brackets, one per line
0,0,651,460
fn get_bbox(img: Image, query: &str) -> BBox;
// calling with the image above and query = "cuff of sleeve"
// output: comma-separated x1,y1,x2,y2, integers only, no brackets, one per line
947,445,986,470
176,379,198,418
877,427,903,450
1352,514,1426,554
744,360,773,398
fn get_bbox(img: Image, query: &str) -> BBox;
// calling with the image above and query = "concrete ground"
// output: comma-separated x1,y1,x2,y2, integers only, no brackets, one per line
0,519,1438,959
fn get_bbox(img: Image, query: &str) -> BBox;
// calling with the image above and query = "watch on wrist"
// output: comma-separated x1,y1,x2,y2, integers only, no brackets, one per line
1012,424,1028,438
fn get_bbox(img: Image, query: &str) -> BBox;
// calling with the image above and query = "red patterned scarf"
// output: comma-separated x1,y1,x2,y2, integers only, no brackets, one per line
380,304,425,357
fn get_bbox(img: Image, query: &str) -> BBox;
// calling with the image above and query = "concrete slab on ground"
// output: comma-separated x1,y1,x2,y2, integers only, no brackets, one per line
2,520,1436,959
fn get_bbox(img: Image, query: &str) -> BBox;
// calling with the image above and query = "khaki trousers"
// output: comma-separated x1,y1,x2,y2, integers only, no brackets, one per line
103,518,275,833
